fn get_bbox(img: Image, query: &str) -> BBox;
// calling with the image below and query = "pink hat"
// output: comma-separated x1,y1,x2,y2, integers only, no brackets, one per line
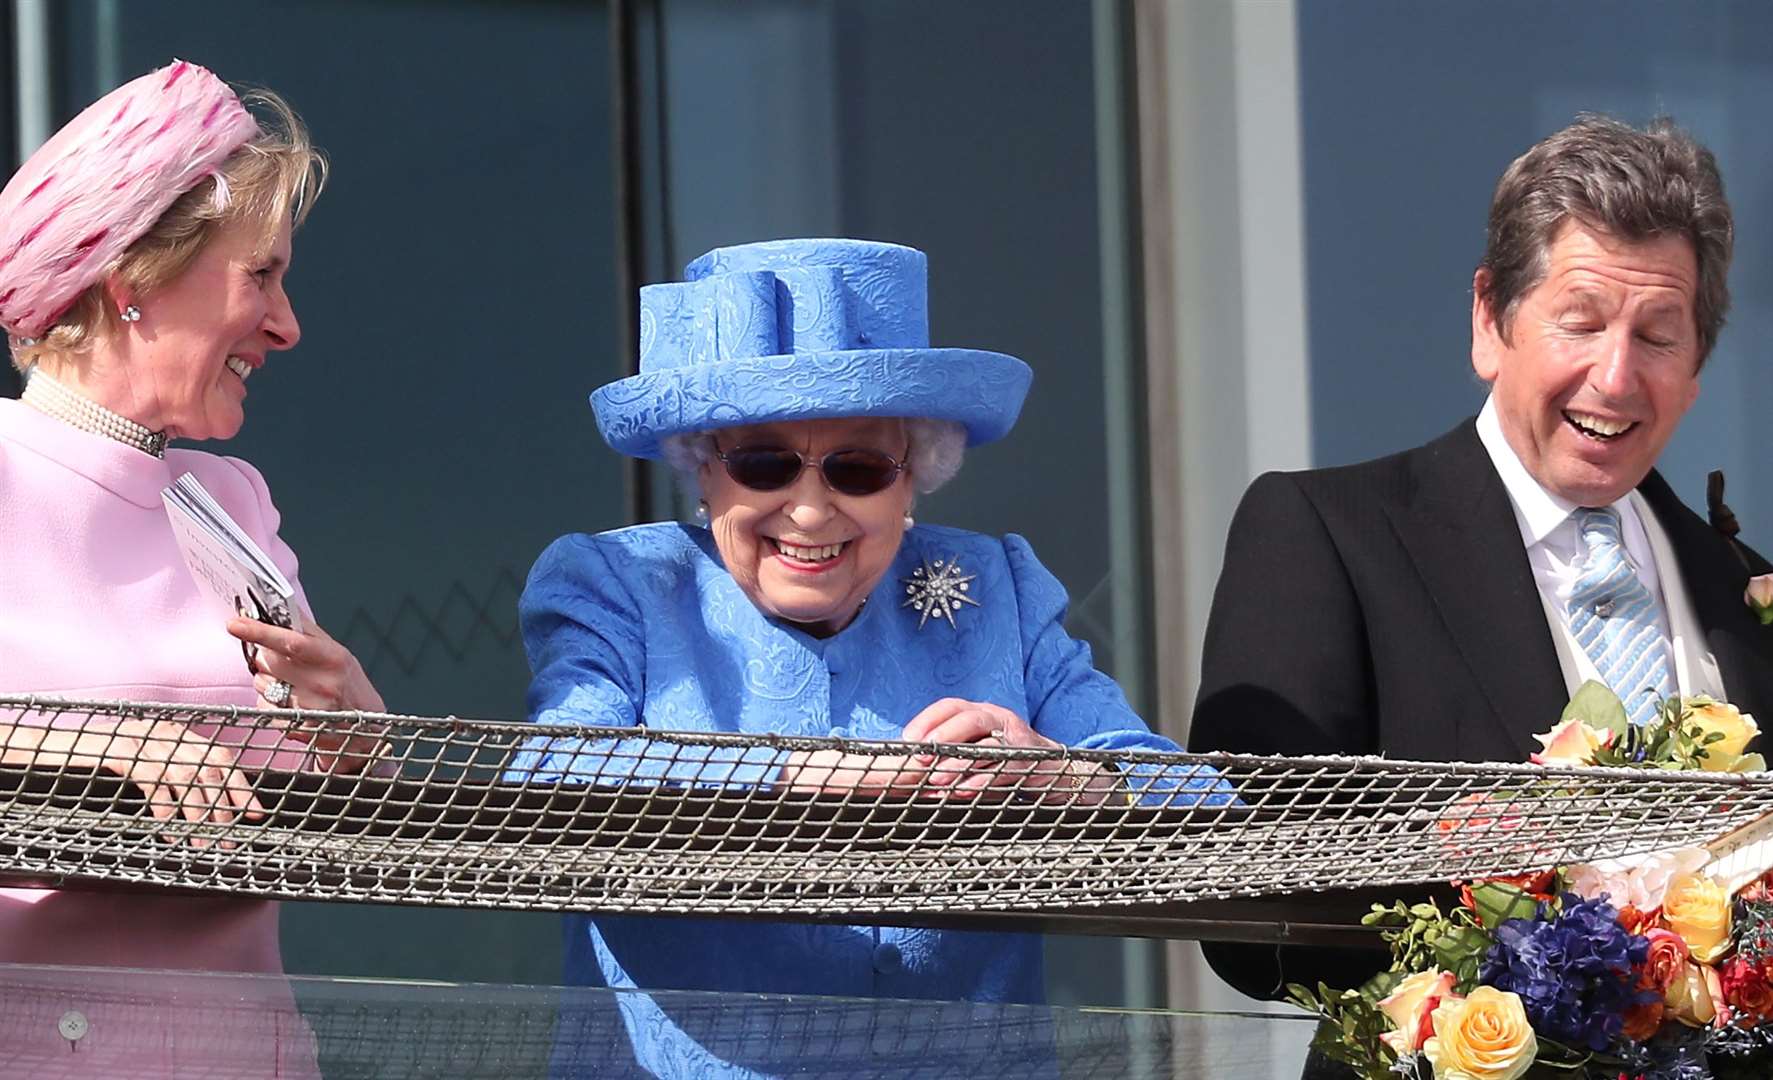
0,60,258,339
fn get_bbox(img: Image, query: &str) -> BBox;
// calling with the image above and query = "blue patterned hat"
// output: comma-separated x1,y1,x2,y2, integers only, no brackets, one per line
591,238,1033,459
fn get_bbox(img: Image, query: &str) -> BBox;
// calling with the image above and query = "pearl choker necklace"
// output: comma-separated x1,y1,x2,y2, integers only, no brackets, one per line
20,368,168,458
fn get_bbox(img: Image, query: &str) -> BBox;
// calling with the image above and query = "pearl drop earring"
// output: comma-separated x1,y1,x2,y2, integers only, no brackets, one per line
695,500,710,524
903,514,915,529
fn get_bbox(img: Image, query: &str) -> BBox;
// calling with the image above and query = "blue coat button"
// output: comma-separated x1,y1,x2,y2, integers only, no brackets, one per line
872,942,903,974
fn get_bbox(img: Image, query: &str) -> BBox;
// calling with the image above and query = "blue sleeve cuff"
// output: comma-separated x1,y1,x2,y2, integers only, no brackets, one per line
1117,761,1241,808
507,734,782,790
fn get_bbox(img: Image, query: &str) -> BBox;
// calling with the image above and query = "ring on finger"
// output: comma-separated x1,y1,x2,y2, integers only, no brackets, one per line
264,679,294,708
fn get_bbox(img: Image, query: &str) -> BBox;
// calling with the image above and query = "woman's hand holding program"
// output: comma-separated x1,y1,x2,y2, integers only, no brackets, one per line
228,617,388,774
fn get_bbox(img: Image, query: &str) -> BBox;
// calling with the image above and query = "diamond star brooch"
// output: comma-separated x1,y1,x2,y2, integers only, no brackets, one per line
902,555,981,630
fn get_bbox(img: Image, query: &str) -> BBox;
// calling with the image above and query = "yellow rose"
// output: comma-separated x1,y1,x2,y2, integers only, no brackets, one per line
1423,986,1536,1080
1684,698,1759,770
1529,717,1611,766
1663,872,1733,963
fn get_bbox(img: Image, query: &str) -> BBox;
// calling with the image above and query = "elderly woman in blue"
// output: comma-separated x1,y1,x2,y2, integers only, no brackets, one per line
520,239,1225,1077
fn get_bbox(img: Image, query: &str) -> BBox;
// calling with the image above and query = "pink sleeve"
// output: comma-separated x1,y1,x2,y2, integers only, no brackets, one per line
213,455,314,623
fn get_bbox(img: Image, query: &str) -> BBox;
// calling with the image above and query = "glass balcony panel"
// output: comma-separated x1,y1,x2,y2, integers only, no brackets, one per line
0,962,1314,1078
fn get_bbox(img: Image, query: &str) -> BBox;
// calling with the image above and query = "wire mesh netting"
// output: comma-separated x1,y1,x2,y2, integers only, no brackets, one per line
1,695,1769,938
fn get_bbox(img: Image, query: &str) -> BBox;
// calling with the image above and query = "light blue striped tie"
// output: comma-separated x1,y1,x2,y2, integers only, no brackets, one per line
1568,507,1675,726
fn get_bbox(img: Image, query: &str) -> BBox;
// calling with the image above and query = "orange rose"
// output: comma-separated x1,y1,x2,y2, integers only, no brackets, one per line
1638,928,1690,992
1616,903,1656,935
1621,998,1665,1042
1436,792,1525,835
1458,871,1556,913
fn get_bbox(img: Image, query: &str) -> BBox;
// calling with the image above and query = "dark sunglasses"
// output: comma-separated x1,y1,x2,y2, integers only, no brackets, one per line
715,445,908,496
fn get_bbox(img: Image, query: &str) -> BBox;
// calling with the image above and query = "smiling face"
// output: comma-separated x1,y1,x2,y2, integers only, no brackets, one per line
700,416,915,637
110,214,301,440
1472,221,1703,508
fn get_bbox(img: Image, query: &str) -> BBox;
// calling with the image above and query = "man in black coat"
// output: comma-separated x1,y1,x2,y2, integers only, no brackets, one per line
1187,115,1773,1044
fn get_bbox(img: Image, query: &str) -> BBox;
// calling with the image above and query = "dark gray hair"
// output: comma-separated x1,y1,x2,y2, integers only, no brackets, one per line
661,418,966,497
1477,114,1733,364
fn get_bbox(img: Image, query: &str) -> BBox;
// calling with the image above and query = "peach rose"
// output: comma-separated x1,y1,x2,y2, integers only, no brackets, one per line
1423,987,1537,1080
1662,873,1733,962
1666,961,1722,1027
1378,969,1458,1055
1563,847,1709,914
1529,717,1612,766
1683,698,1759,770
1746,573,1773,614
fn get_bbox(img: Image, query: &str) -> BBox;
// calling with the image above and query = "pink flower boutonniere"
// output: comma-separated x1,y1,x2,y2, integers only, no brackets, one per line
1746,573,1773,626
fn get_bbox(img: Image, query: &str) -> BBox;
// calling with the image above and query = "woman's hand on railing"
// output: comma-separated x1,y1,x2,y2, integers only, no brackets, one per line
902,698,1122,805
778,749,933,795
777,699,1125,803
67,720,264,841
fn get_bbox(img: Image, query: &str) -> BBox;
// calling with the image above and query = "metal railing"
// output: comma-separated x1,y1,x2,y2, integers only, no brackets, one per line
1,695,1764,944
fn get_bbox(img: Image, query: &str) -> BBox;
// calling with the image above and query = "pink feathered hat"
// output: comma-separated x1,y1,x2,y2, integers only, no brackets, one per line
0,59,258,339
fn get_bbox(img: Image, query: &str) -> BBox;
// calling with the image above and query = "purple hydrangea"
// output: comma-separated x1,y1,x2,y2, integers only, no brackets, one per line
1479,892,1656,1052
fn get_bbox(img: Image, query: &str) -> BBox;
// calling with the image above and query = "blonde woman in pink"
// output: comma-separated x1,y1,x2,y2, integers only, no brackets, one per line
0,61,382,1074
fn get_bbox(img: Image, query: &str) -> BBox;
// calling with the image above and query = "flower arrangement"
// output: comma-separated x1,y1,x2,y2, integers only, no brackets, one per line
1288,682,1773,1079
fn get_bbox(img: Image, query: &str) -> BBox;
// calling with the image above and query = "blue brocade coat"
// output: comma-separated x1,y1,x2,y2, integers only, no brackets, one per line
515,523,1224,1077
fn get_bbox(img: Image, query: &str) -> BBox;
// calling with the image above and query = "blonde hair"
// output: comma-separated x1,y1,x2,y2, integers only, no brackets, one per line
12,88,328,374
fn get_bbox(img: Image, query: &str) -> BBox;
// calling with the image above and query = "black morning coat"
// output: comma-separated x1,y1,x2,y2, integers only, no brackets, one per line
1187,417,1773,1002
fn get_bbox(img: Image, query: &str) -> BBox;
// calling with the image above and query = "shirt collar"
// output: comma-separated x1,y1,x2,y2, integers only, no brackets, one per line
0,397,176,509
1476,395,1582,548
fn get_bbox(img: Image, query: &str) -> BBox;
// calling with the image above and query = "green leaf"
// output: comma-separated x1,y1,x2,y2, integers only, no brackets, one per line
1283,983,1323,1013
1362,902,1406,928
1432,923,1492,968
1357,970,1403,1004
1470,881,1540,929
1562,679,1629,739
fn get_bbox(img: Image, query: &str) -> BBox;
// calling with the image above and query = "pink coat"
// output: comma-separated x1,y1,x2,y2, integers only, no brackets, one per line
0,398,320,1075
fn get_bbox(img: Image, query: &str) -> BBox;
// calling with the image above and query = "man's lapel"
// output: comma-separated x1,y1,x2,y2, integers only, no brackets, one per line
1637,471,1773,718
1381,421,1570,759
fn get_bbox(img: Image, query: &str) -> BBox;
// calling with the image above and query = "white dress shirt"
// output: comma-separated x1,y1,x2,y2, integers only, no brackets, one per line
1475,396,1723,699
